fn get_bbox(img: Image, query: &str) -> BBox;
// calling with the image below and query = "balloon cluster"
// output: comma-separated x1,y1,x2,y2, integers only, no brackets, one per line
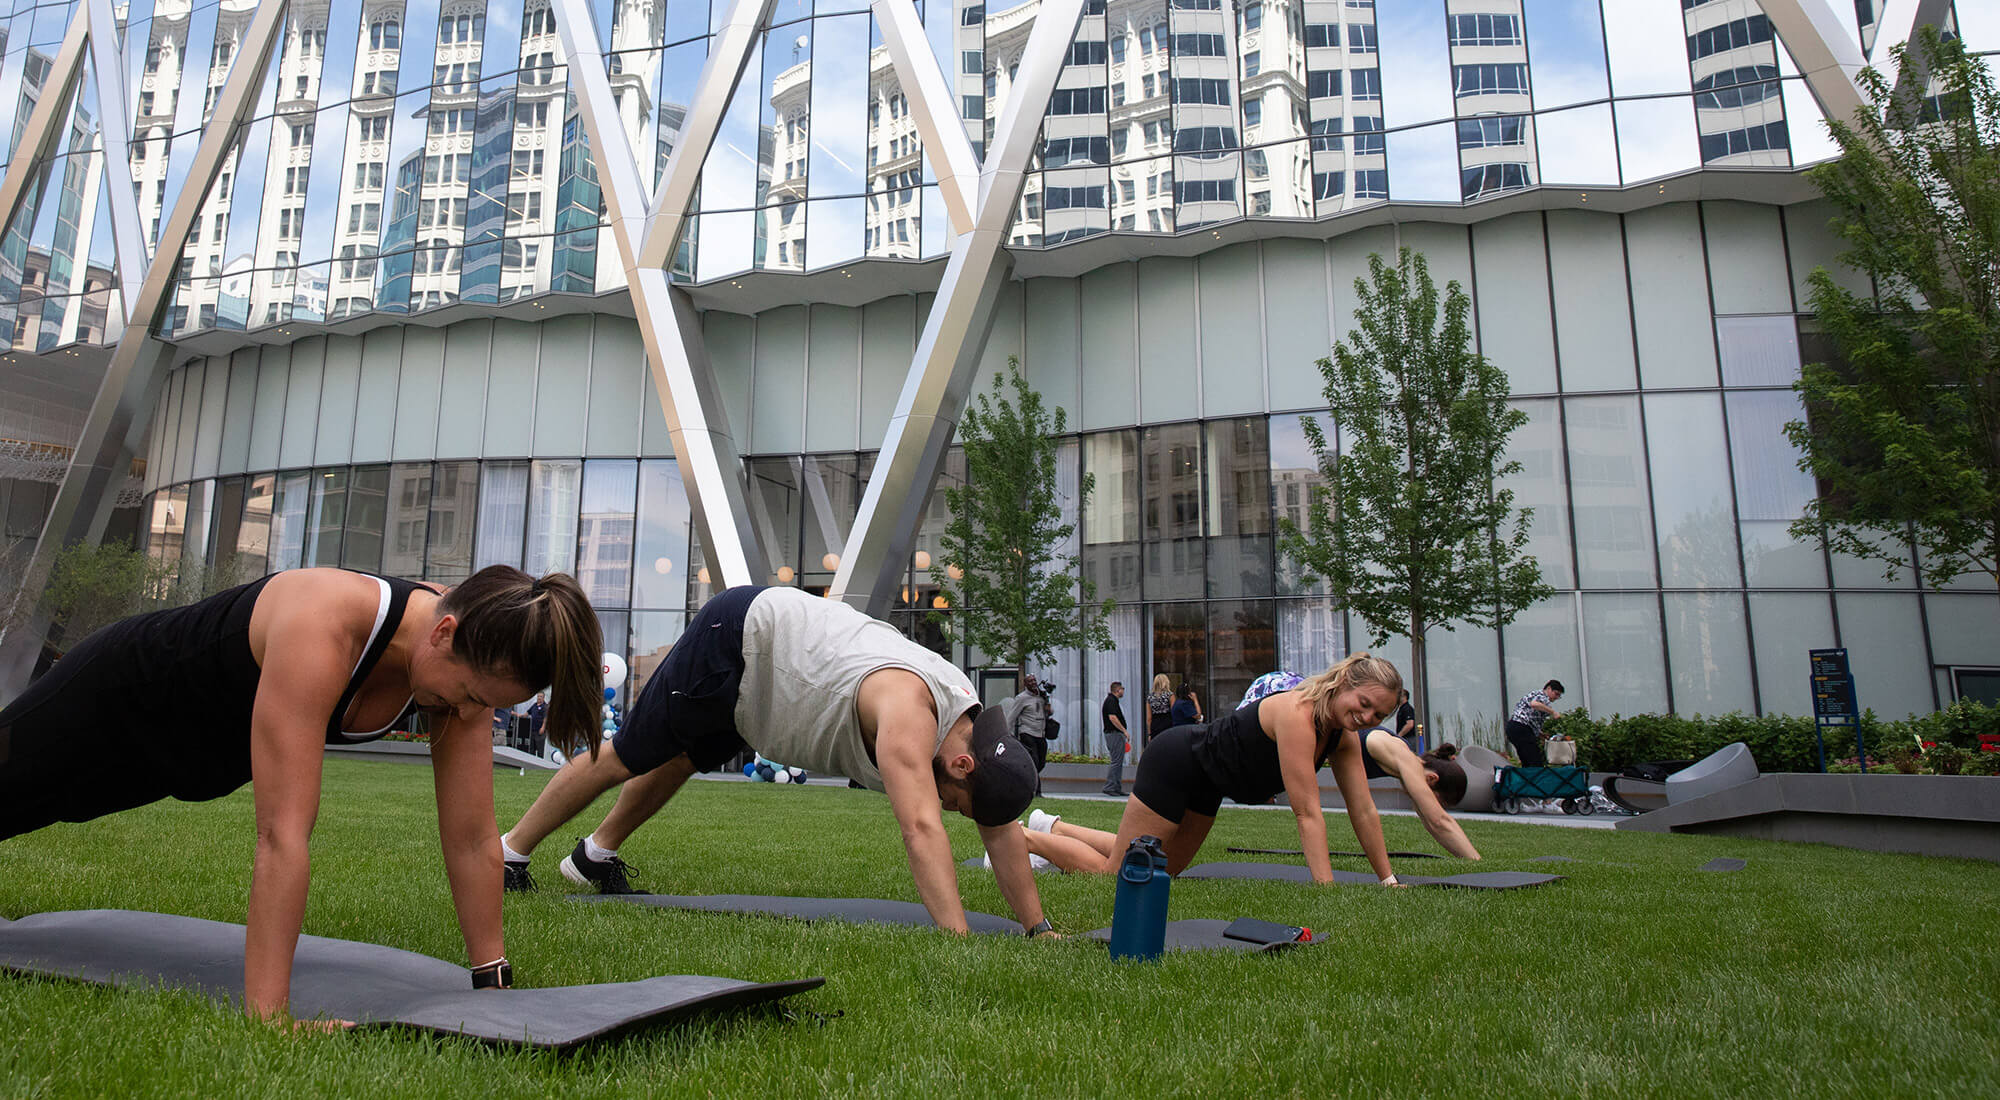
599,651,628,740
743,753,808,785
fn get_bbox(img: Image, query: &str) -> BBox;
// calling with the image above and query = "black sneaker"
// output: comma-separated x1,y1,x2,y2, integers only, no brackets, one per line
558,838,640,894
503,860,535,893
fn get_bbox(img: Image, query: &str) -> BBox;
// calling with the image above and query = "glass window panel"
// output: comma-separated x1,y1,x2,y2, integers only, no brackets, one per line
1149,601,1208,709
383,461,432,578
629,610,688,705
1533,102,1619,186
1388,120,1460,203
1087,606,1144,755
302,467,348,566
1835,593,1933,718
525,458,581,575
1208,599,1276,718
1645,392,1740,589
1725,390,1823,588
805,196,864,270
804,453,868,590
1664,591,1755,715
633,459,692,610
1277,598,1344,679
1616,96,1699,184
747,456,804,584
474,458,529,569
576,459,638,608
1747,592,1834,716
1715,314,1799,386
426,459,479,581
1582,592,1667,715
1421,624,1501,743
269,471,312,571
1524,0,1608,108
1204,417,1270,598
1083,429,1141,605
1567,396,1655,588
1142,423,1203,601
1377,0,1451,128
237,472,276,574
1268,412,1330,596
1500,398,1574,589
1603,0,1690,96
1503,595,1580,705
341,464,389,571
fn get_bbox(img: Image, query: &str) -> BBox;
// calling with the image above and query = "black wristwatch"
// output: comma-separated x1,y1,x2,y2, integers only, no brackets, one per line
1024,918,1054,938
471,957,513,990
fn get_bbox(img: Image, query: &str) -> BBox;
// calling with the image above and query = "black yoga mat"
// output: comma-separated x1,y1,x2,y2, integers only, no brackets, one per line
1178,862,1562,890
1084,919,1315,954
1226,847,1441,860
1698,857,1747,872
576,893,1024,935
0,909,821,1049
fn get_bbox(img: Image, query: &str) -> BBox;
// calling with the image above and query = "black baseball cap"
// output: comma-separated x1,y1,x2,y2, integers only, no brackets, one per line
963,705,1038,827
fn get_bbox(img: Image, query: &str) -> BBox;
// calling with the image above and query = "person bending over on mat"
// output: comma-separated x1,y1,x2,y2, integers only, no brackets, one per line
497,586,1054,939
1017,654,1407,887
0,565,603,1025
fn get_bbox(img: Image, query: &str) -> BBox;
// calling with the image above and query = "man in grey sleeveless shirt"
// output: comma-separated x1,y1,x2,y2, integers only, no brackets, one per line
497,586,1056,938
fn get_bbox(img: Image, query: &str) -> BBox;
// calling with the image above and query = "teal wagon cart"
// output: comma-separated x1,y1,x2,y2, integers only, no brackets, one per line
1493,765,1593,815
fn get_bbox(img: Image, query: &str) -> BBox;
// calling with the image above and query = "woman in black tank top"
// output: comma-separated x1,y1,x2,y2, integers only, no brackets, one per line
0,564,603,1025
1019,654,1411,886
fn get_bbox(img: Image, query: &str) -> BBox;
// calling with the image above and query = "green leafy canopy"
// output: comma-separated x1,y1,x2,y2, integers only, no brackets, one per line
937,357,1113,674
1788,28,2000,589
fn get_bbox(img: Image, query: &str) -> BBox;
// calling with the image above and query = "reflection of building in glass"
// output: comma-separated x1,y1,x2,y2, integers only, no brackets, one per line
1448,0,1536,200
1683,0,1790,167
1303,0,1386,212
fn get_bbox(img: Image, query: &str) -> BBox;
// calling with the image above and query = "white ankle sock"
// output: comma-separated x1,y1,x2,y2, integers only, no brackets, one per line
501,835,529,864
584,835,618,862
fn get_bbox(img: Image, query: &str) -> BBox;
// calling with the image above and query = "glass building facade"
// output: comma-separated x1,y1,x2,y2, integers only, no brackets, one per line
2,0,1997,749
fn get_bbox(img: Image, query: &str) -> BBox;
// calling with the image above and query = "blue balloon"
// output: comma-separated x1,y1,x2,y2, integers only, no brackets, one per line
603,686,617,700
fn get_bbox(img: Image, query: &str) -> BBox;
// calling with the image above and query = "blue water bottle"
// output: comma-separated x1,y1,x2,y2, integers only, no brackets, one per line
1109,835,1170,961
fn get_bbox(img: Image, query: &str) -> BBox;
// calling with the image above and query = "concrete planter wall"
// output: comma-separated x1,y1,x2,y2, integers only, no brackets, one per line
1616,773,2000,862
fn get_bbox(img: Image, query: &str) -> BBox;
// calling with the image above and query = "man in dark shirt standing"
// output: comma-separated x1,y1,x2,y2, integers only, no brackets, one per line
527,691,549,756
1100,682,1129,796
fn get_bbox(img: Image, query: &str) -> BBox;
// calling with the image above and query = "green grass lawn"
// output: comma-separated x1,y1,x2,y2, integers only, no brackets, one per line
2,759,1996,1098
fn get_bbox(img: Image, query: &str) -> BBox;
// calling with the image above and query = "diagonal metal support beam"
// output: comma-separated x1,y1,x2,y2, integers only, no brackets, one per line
636,0,782,272
831,0,1088,617
1763,0,1872,127
552,0,770,587
870,0,978,236
0,14,89,249
0,1,290,701
85,0,149,314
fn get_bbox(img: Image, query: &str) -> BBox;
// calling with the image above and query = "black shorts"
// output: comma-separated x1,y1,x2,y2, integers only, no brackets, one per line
1131,725,1224,824
612,586,762,775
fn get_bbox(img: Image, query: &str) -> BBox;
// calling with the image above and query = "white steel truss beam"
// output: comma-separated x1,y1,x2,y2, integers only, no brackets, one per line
1763,0,1873,127
85,0,147,314
1,0,290,699
831,0,1088,616
552,0,771,586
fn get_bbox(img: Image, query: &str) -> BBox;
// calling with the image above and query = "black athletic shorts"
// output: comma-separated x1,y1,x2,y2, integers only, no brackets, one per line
612,585,763,775
1132,725,1224,824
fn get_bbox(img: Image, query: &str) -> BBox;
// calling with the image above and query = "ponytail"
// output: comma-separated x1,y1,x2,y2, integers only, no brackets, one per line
1421,743,1467,808
1294,652,1404,734
439,565,604,759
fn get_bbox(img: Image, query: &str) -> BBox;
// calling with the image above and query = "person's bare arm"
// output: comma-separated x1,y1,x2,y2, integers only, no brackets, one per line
1330,733,1397,884
1271,702,1334,885
244,596,353,1022
1387,746,1481,860
430,707,506,973
980,822,1053,935
1108,709,1126,734
1396,714,1415,738
872,685,971,934
1530,700,1559,716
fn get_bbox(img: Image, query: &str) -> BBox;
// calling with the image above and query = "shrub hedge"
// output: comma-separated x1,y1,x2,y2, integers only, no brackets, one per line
1543,700,2000,775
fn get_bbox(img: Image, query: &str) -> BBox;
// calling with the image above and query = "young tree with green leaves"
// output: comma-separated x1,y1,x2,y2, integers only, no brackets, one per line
937,357,1114,682
1787,28,2000,590
1277,248,1553,739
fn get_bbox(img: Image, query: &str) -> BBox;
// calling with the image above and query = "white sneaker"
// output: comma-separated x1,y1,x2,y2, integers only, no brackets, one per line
1026,809,1062,834
979,854,992,869
1028,854,1054,871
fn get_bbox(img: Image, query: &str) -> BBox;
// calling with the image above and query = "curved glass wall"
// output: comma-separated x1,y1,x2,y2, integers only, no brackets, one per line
0,0,1991,351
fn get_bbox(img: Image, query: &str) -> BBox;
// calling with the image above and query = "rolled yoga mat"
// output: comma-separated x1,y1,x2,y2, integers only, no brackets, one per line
0,909,822,1049
575,893,1026,935
1178,862,1563,889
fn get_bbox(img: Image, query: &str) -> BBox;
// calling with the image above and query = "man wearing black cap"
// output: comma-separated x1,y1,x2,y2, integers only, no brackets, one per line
497,585,1054,938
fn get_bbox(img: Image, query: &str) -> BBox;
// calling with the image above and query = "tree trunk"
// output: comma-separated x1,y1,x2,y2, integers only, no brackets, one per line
1409,611,1428,755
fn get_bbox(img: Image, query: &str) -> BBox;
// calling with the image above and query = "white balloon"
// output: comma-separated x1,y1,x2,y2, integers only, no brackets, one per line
771,770,789,784
601,651,628,690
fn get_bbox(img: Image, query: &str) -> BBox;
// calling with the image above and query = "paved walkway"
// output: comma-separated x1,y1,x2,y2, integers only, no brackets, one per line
696,773,1626,830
